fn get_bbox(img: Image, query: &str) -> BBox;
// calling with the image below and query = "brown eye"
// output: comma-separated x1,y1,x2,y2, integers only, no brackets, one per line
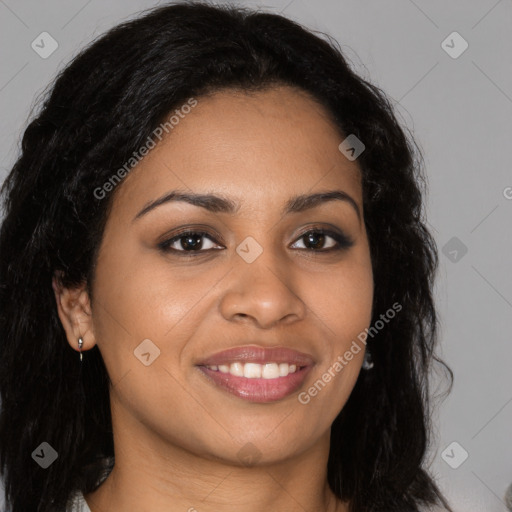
291,229,354,252
158,231,222,254
303,232,328,250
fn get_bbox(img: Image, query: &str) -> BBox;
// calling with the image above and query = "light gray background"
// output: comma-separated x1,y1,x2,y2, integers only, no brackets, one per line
1,1,511,511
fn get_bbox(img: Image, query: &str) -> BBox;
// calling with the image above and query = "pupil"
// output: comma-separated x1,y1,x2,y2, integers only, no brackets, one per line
306,232,324,249
182,235,202,250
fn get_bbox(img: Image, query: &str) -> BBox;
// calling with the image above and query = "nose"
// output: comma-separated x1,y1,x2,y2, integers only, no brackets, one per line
219,250,307,329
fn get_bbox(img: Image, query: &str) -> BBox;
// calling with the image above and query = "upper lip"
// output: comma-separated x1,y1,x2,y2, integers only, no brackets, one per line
198,345,315,367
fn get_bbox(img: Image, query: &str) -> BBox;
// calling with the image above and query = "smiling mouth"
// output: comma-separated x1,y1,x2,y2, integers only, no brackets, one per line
196,345,315,403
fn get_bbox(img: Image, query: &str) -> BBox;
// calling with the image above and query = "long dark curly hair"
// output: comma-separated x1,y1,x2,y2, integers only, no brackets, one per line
0,2,453,511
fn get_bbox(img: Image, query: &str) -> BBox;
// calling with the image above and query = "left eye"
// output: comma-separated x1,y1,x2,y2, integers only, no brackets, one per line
291,230,347,251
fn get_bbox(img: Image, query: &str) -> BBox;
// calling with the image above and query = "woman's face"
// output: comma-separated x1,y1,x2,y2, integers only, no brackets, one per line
79,85,373,465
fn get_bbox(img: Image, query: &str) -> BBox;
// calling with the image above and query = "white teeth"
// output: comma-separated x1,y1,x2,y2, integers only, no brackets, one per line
262,363,280,379
206,362,300,379
230,362,244,377
244,363,262,378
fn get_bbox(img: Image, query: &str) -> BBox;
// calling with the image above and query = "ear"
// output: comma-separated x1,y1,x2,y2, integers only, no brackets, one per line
52,271,96,355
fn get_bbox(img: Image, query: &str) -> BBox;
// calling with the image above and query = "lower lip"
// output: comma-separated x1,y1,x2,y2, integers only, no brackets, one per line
197,365,312,403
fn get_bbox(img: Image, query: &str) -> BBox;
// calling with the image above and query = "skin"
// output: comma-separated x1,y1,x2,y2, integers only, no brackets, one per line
53,85,374,512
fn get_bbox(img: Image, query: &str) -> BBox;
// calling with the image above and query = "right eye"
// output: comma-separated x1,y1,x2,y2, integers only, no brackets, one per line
158,230,224,255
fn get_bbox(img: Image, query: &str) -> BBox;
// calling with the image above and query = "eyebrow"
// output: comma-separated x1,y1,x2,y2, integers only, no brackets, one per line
132,189,361,223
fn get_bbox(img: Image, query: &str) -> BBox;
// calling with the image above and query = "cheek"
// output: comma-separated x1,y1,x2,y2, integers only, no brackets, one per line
90,244,228,373
295,261,373,425
300,251,373,393
305,257,374,340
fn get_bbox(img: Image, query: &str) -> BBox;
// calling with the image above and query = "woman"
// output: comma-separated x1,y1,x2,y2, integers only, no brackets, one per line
0,2,453,511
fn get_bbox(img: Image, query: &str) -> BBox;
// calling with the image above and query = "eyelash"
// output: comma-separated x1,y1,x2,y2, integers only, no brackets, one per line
157,227,354,257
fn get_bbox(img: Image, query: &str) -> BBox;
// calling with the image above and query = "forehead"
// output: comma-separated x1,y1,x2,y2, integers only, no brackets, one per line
112,85,362,216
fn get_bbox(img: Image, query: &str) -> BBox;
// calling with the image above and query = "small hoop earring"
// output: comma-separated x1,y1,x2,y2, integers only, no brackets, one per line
362,348,374,370
78,337,83,362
